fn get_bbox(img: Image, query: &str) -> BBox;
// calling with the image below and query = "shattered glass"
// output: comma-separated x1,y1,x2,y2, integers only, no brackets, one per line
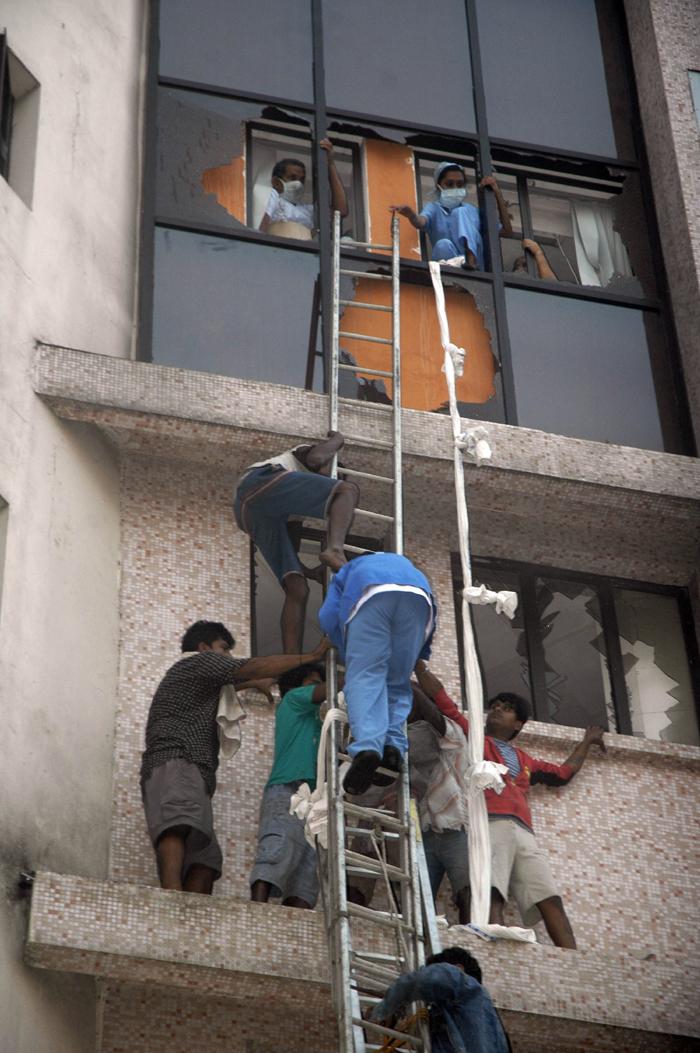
537,578,611,730
469,570,532,706
613,589,699,746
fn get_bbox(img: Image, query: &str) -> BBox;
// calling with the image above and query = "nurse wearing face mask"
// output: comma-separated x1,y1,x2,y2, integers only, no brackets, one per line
259,139,348,241
392,162,512,270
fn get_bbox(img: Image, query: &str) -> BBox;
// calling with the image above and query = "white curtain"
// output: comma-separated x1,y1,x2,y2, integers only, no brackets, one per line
571,200,633,288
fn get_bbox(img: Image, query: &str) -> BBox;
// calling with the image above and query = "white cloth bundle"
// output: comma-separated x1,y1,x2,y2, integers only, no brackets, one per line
463,583,518,620
179,652,247,759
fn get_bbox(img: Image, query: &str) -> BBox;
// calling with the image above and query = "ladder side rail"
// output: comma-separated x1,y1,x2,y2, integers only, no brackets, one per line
391,212,403,556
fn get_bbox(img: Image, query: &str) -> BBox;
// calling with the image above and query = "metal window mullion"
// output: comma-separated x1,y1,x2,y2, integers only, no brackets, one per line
464,0,518,425
519,570,549,723
516,174,538,278
598,582,633,735
311,0,333,392
137,2,161,360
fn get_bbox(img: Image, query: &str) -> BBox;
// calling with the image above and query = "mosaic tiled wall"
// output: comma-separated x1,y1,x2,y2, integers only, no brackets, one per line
109,452,700,968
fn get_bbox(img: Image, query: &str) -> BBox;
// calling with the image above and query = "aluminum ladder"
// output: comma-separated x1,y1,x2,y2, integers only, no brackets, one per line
320,212,441,1053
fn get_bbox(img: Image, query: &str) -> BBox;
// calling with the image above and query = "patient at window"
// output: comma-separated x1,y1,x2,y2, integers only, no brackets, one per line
259,139,348,240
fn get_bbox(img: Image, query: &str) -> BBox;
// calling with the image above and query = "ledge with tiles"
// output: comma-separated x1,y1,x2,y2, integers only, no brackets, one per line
26,871,699,1041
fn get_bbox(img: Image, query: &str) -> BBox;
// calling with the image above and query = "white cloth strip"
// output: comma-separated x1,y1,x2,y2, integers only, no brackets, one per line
463,584,518,620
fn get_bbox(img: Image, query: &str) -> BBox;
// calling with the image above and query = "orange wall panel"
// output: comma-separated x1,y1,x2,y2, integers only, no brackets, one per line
340,279,496,410
202,152,246,225
364,140,421,261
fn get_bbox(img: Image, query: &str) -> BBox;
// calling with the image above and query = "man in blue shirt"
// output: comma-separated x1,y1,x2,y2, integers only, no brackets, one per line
319,552,437,795
371,946,510,1053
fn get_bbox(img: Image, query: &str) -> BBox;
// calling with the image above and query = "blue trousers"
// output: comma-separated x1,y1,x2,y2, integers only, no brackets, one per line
344,591,429,758
431,207,485,271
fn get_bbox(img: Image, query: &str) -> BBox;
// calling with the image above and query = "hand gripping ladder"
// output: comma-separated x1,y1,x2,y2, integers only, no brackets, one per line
319,213,442,1053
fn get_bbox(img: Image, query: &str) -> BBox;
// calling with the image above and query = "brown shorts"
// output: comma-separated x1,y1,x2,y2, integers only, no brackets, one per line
142,758,223,880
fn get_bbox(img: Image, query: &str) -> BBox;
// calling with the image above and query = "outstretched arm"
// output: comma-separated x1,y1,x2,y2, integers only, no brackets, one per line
413,659,444,698
320,139,349,218
371,964,477,1023
300,430,345,475
390,204,427,230
234,637,331,682
480,176,513,238
562,725,606,780
523,238,557,281
410,682,447,736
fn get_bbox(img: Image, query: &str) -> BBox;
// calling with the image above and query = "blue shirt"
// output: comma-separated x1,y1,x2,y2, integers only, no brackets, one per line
371,963,509,1053
318,553,437,662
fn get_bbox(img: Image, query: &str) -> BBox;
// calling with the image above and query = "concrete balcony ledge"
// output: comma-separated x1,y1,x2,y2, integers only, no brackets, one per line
34,345,700,502
26,872,700,1040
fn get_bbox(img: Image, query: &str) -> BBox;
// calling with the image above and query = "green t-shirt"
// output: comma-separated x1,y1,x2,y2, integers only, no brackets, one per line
266,684,323,791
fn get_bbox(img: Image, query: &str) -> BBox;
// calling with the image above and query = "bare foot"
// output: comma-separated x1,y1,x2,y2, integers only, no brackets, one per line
300,562,325,585
319,547,347,573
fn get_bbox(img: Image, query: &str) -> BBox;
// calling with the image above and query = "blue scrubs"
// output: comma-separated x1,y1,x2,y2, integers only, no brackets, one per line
421,200,486,270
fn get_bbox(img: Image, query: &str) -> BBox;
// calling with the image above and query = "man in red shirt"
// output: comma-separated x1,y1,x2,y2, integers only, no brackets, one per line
414,661,605,949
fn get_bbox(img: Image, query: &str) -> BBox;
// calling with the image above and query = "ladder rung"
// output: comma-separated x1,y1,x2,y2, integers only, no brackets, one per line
338,754,400,780
351,960,401,984
343,801,408,832
339,299,392,312
338,468,394,485
339,396,393,411
353,1020,424,1049
354,952,404,963
346,826,400,839
347,902,415,932
339,363,394,379
340,269,392,281
339,330,393,346
343,240,392,250
357,995,382,1005
345,850,410,883
351,976,392,996
354,508,394,523
344,544,377,555
343,434,394,449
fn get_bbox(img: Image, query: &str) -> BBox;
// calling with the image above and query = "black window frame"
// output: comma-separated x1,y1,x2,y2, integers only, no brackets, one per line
138,0,695,456
0,32,14,182
451,552,700,739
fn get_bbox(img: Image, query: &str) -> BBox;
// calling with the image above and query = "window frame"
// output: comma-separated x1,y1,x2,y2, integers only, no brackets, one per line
138,0,695,455
452,552,700,740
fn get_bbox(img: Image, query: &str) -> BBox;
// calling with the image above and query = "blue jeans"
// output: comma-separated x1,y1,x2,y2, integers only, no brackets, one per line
344,591,430,758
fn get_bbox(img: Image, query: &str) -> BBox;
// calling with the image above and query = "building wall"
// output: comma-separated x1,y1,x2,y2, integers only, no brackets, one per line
624,0,700,439
0,1,145,1050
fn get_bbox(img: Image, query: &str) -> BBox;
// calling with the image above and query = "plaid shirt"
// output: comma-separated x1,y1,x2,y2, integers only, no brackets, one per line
140,652,248,795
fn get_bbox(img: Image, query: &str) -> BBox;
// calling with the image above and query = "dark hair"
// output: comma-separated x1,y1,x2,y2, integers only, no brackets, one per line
488,691,531,729
426,947,482,984
272,157,306,182
181,621,234,653
437,164,466,185
278,662,325,698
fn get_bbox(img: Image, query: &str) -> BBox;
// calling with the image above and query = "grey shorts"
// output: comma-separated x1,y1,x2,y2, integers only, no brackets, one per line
489,818,560,926
423,827,470,904
142,758,223,880
250,781,320,907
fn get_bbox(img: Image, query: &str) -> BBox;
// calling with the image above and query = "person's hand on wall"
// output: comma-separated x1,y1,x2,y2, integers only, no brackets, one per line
583,724,607,751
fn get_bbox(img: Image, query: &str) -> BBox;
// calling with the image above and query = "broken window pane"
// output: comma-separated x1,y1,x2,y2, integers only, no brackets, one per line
152,228,318,386
613,589,699,746
537,578,612,730
506,288,665,451
475,0,619,157
157,87,313,233
253,537,325,656
470,569,531,707
322,0,476,134
337,258,505,421
159,0,313,102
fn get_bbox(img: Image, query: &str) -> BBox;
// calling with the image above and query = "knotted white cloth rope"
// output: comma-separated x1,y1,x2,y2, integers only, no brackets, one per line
428,261,524,935
464,584,518,620
290,704,349,849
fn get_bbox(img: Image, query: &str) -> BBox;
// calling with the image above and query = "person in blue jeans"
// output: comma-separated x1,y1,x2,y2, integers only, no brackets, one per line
250,662,328,909
392,161,512,271
319,552,437,796
371,946,511,1053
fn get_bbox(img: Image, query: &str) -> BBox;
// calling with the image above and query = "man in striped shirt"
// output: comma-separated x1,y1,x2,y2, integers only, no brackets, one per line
415,661,606,948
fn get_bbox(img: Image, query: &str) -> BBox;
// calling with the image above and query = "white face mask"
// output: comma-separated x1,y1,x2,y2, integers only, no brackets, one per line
439,187,467,210
280,180,305,204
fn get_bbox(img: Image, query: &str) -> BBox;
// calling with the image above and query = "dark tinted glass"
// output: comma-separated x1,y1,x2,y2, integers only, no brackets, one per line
475,0,617,156
613,589,699,746
152,229,319,385
322,0,476,133
506,288,665,451
254,537,324,655
470,570,531,705
537,578,611,729
159,0,313,102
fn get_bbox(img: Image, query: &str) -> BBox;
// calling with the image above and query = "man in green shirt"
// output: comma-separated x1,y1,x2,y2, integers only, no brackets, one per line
250,663,327,909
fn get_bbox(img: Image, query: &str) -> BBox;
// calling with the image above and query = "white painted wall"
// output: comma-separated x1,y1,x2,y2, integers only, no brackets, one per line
0,0,146,1049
